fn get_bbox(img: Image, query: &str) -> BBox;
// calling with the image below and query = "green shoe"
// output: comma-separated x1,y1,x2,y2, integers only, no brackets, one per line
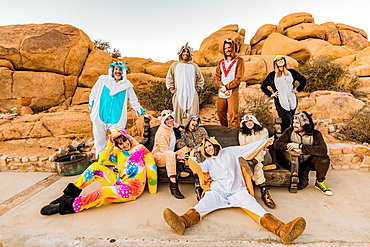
315,180,333,196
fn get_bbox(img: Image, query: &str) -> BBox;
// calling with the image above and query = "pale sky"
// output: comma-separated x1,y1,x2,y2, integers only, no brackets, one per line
1,0,369,63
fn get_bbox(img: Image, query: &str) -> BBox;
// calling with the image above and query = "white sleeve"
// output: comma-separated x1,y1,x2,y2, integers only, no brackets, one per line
127,87,142,112
89,77,102,108
228,139,267,159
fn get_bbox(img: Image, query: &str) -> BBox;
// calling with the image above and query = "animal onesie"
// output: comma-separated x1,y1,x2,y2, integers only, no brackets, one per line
176,116,209,163
166,44,204,125
261,68,306,133
89,62,146,156
274,126,330,190
152,111,188,178
239,122,270,186
187,137,270,222
215,40,244,128
71,130,157,213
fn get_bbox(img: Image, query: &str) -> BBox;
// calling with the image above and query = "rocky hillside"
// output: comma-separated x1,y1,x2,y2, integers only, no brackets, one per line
0,12,369,156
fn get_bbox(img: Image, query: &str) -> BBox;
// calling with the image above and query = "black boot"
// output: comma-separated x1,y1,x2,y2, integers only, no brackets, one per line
41,197,76,216
169,181,185,199
176,162,191,178
194,175,203,201
40,204,59,215
260,186,276,209
50,183,82,204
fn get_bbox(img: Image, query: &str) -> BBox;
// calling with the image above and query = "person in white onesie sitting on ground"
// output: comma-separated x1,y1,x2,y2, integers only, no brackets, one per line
163,137,306,245
89,61,147,158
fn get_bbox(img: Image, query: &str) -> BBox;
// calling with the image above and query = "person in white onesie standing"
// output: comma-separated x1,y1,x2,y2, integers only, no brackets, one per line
166,43,204,125
89,61,146,158
163,137,306,245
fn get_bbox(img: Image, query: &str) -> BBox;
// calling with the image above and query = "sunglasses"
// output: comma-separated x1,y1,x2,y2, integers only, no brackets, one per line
190,115,199,120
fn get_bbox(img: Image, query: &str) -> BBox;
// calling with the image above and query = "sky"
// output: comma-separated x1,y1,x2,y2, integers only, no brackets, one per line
1,0,369,63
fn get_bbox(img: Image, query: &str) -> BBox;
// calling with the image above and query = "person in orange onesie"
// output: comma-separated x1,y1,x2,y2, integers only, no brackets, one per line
215,38,245,128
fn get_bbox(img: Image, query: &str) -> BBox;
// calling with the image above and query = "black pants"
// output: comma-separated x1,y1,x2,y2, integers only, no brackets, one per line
298,155,330,189
274,98,296,133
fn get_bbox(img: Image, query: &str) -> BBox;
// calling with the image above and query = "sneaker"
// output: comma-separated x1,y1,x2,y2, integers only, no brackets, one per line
315,180,333,196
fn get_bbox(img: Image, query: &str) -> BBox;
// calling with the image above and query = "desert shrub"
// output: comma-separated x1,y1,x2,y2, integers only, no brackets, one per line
136,80,173,111
240,93,274,128
93,38,122,58
199,73,218,107
297,56,359,93
137,72,218,112
340,107,370,144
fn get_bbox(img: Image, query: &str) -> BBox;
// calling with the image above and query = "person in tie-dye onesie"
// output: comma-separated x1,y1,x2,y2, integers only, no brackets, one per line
40,129,157,215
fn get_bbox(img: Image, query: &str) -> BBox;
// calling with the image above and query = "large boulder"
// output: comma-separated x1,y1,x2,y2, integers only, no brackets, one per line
145,61,174,78
284,23,326,40
334,55,356,66
8,71,67,112
250,24,284,46
298,91,365,122
320,22,341,45
261,33,311,63
0,23,94,75
339,30,369,51
299,39,332,56
121,57,154,73
315,45,356,59
193,25,245,67
126,73,165,92
279,12,314,29
78,49,112,88
349,47,370,76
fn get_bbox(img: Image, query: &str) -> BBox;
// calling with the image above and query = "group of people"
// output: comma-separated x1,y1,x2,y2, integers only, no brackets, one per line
39,38,334,245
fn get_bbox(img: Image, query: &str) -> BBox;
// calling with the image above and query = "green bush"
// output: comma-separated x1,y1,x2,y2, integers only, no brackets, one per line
340,107,370,144
137,72,218,112
297,56,359,93
240,93,274,128
136,80,173,111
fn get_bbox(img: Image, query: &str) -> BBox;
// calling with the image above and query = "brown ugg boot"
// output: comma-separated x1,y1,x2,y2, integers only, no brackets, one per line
260,213,306,245
163,208,201,235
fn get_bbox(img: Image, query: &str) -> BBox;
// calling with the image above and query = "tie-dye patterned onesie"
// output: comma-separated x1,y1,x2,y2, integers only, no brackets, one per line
71,132,157,213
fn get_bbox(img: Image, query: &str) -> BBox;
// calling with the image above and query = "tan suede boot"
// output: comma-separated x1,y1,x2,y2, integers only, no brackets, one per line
260,213,306,245
163,208,201,235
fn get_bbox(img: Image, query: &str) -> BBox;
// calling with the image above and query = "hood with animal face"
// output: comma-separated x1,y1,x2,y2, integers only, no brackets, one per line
292,111,315,134
199,137,222,158
178,42,194,62
158,109,175,128
223,38,237,59
184,115,201,131
108,129,138,148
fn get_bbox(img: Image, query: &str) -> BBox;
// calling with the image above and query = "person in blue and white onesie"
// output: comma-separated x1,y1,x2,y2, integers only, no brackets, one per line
89,61,146,157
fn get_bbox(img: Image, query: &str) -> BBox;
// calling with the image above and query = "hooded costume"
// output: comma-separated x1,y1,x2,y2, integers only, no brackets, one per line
40,130,157,215
152,110,188,178
238,114,270,185
176,115,209,163
166,43,204,125
215,38,245,128
89,61,146,156
260,55,306,133
163,137,306,245
274,112,331,191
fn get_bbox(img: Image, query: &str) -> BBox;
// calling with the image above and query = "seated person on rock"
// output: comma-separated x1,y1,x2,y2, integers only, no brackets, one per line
152,110,188,199
176,115,209,200
238,113,276,209
274,111,333,196
163,137,306,245
40,129,157,215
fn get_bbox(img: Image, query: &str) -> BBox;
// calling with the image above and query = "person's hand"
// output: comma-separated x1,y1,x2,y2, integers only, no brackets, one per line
144,114,152,119
287,142,300,151
292,89,298,94
267,136,274,145
195,87,200,92
220,85,227,93
170,177,176,183
271,91,279,98
170,88,177,94
177,153,186,160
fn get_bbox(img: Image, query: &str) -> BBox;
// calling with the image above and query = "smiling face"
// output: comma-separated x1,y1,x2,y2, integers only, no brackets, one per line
292,118,304,133
275,58,285,68
245,119,255,129
224,43,232,57
164,116,174,127
188,119,199,131
204,141,215,156
181,49,190,62
113,66,123,81
114,136,131,151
